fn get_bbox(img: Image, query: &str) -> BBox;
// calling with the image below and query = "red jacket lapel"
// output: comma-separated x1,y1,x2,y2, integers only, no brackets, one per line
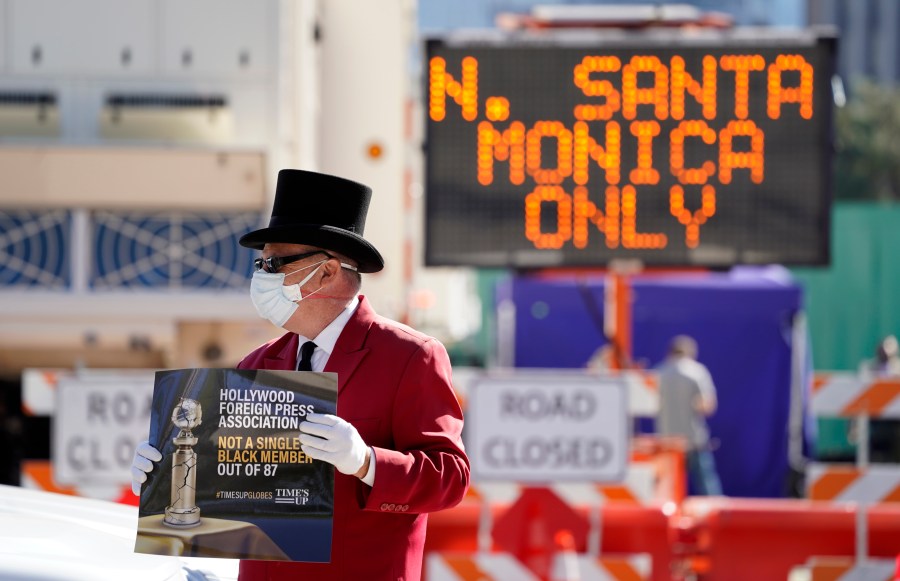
261,333,300,370
325,295,374,394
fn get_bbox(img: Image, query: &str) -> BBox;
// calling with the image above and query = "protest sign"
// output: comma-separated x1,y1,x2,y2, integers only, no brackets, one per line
134,368,337,562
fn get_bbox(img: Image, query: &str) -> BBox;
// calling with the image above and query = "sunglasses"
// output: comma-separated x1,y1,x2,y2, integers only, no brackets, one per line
254,250,330,273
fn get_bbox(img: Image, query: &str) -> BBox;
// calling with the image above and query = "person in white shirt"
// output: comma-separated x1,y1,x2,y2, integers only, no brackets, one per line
656,334,722,495
857,335,900,462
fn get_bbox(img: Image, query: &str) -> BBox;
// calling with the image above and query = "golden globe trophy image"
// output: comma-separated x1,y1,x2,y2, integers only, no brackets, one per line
136,368,340,561
164,398,202,528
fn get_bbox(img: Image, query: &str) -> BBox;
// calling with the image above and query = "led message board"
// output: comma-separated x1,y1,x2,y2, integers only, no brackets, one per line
424,29,836,268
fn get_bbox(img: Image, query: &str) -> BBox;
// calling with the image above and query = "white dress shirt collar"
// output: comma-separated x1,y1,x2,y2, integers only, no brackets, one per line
296,295,360,371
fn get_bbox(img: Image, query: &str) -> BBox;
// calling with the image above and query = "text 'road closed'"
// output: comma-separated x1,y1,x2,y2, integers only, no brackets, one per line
483,436,614,469
471,373,628,482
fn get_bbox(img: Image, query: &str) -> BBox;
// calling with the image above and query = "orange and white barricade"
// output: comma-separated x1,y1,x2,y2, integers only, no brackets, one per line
551,529,651,581
792,557,895,581
20,459,77,496
573,554,651,581
427,552,540,580
21,367,62,416
20,459,137,505
466,464,661,509
426,551,651,581
808,375,900,580
808,375,900,502
812,373,900,418
621,371,659,417
20,367,154,505
807,463,900,504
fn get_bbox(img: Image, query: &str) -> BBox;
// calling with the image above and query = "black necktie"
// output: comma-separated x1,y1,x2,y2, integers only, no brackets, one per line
298,341,317,371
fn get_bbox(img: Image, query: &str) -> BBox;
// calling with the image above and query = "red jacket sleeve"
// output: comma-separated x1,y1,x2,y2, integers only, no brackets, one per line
361,337,470,514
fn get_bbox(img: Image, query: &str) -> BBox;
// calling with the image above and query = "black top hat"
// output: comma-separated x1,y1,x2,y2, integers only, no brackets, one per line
239,169,384,273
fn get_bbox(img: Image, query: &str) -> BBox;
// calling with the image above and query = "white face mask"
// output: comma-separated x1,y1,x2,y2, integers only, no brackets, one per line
249,260,326,327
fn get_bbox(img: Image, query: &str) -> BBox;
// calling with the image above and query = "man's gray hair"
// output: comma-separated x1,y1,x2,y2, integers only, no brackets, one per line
669,335,698,358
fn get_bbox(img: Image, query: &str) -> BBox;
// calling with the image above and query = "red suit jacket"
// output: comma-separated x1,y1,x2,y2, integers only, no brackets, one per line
237,296,469,580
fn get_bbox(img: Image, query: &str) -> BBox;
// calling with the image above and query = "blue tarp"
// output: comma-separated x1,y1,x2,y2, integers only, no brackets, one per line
496,266,805,498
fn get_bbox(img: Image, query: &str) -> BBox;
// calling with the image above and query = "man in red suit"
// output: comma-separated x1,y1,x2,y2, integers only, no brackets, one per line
132,169,470,580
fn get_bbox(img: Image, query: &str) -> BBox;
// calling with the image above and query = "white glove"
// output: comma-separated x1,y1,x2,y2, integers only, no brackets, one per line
131,440,162,496
299,413,368,476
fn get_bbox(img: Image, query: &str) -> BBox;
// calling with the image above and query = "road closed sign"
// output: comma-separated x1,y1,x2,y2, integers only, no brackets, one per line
469,371,628,482
52,372,155,486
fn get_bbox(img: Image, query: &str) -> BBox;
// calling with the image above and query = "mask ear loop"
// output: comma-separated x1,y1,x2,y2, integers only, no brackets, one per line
284,258,358,277
283,259,328,279
296,286,325,302
285,259,359,303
